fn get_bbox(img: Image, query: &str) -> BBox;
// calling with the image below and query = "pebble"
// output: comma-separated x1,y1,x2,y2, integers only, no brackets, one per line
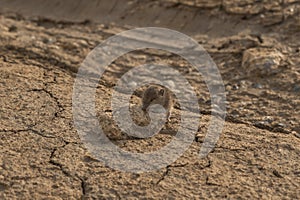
225,85,232,91
165,80,175,88
128,81,137,88
232,84,239,90
230,110,240,118
242,48,284,77
254,121,269,128
239,80,248,88
263,116,273,123
275,123,286,128
8,25,18,32
252,83,263,89
78,39,88,47
273,170,283,178
293,85,300,93
292,131,300,139
43,37,56,44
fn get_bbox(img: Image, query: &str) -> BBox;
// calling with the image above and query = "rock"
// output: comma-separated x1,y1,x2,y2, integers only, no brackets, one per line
194,0,222,8
260,11,284,26
230,109,240,118
225,84,232,91
263,116,274,123
78,39,88,47
216,35,260,52
293,131,300,139
232,84,239,90
293,85,300,93
273,170,283,178
272,122,289,133
252,83,263,89
254,121,269,129
242,48,284,77
223,0,264,15
42,37,56,44
8,25,18,32
128,81,137,88
275,122,286,128
226,84,240,90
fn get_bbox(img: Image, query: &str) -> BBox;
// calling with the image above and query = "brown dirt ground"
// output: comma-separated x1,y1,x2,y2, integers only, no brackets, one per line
0,0,300,199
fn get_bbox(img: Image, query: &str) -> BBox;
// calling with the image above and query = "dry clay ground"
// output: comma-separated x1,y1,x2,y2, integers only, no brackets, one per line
0,0,300,199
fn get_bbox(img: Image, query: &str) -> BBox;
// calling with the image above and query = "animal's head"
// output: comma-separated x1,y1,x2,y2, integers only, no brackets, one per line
142,86,166,111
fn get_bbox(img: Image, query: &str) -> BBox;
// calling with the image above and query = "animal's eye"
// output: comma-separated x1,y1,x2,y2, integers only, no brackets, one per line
150,97,155,102
159,89,165,96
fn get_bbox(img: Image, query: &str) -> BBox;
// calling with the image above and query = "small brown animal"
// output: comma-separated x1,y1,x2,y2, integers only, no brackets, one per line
141,85,173,121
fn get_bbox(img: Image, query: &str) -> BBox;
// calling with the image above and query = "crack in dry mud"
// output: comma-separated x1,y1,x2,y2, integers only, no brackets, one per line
49,142,87,198
28,88,65,119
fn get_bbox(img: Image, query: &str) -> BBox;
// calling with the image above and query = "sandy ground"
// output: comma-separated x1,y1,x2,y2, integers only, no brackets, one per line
0,0,300,199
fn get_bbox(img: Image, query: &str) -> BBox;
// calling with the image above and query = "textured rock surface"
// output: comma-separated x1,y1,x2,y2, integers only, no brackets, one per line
242,48,285,77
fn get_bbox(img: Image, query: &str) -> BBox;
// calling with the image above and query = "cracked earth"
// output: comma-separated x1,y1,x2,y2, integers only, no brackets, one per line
0,0,300,199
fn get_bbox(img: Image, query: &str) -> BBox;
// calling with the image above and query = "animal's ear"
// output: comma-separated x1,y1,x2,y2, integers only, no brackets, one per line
159,89,165,96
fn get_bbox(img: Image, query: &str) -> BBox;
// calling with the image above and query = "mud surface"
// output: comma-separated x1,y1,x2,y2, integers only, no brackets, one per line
0,0,300,199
